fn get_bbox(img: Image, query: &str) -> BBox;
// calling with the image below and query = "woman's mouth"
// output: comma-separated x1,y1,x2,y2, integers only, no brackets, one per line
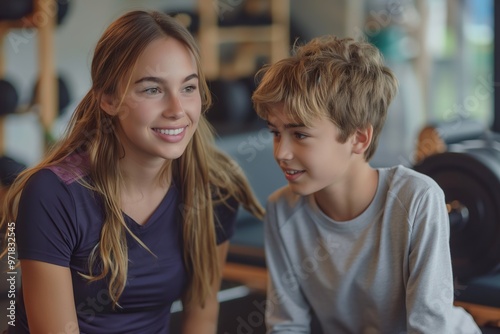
152,126,187,142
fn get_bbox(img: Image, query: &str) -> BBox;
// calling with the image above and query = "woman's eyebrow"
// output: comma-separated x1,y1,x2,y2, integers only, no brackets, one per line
134,76,165,85
134,73,198,85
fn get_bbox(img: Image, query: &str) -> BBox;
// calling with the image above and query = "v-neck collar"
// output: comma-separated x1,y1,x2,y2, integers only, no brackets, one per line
122,182,179,231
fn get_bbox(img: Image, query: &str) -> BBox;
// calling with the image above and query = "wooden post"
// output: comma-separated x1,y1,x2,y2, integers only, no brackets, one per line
270,0,290,64
35,0,57,149
198,0,219,80
0,26,8,156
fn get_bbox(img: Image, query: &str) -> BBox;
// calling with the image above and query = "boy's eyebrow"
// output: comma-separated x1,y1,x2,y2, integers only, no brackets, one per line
267,121,305,129
134,73,199,85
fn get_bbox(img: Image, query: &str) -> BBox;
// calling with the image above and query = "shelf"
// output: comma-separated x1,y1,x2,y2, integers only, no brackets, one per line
198,0,290,80
0,0,57,153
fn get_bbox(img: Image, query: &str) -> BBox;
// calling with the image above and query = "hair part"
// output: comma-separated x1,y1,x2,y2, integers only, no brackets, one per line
252,35,398,161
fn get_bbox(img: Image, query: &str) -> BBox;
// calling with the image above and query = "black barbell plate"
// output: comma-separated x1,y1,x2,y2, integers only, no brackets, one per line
414,148,500,283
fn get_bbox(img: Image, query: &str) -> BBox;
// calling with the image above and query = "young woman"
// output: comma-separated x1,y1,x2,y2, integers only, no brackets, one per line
0,10,264,334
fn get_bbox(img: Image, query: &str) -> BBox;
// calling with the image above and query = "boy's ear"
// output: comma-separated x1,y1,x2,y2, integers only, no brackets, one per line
100,93,118,116
352,125,373,155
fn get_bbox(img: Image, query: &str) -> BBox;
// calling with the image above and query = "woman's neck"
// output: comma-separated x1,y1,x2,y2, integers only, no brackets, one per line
119,156,171,193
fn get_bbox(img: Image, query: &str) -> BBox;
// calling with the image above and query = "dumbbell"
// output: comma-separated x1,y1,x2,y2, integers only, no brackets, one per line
0,79,19,117
0,155,26,187
0,0,33,21
31,74,71,117
0,0,71,26
0,75,71,117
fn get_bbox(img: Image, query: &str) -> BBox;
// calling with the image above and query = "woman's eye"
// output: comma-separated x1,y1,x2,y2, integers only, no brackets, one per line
269,130,280,137
144,87,161,95
184,85,197,93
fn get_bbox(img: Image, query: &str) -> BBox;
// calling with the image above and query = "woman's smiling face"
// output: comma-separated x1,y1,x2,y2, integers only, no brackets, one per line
110,36,202,163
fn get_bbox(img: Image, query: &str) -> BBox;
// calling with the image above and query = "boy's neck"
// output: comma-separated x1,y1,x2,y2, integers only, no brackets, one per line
313,165,379,222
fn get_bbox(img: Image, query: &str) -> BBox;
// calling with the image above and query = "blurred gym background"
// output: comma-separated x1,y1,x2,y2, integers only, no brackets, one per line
1,0,499,333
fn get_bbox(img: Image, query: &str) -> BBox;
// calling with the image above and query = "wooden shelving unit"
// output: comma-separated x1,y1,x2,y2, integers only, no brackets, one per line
0,0,57,153
197,0,290,80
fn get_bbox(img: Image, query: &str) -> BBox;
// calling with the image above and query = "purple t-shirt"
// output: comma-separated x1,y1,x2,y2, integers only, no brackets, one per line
10,160,237,333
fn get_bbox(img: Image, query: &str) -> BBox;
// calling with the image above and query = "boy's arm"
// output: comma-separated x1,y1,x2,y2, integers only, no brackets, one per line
264,201,311,333
405,185,480,334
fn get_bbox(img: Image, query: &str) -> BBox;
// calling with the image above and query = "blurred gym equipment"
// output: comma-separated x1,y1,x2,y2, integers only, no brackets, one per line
31,74,71,117
0,0,34,21
414,134,500,282
0,155,26,186
0,0,70,25
413,118,500,328
0,79,19,117
414,118,487,163
0,0,72,153
168,10,199,34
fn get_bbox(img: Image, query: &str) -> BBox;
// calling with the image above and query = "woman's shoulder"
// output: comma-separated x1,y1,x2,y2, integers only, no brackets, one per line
24,153,93,203
25,168,67,191
45,153,91,185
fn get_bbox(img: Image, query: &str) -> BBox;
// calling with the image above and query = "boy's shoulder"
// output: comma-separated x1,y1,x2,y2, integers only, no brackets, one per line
268,185,302,206
267,185,308,222
382,164,444,201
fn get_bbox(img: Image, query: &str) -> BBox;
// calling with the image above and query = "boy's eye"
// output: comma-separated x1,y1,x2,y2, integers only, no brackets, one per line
294,132,307,139
269,130,280,137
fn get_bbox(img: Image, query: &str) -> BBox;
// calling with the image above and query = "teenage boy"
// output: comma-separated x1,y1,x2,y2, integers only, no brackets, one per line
252,35,480,333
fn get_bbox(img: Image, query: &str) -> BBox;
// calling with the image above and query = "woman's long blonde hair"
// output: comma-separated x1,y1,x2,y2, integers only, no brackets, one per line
1,10,264,308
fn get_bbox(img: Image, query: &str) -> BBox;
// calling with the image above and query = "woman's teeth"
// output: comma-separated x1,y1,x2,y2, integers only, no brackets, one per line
155,128,185,135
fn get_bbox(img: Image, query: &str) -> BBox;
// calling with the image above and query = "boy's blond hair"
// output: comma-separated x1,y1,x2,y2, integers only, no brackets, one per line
252,36,398,161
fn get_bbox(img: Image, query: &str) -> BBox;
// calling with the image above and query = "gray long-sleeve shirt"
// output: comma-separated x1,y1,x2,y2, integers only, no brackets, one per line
264,165,480,334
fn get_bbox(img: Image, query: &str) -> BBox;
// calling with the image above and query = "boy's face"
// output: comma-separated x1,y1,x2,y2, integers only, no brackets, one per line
266,105,358,197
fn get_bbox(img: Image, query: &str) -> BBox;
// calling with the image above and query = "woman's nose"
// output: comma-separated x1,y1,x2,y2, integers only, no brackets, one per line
162,94,185,119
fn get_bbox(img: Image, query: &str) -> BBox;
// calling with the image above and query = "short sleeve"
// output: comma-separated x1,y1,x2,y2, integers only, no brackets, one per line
16,169,78,267
214,196,239,245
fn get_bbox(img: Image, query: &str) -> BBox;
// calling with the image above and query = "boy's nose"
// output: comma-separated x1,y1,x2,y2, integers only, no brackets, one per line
274,138,293,161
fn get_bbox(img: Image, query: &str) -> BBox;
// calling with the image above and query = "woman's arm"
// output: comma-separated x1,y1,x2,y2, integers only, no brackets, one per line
21,260,79,334
180,241,229,334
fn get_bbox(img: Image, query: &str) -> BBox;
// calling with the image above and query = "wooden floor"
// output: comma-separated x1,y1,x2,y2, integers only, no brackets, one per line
455,301,500,327
223,262,500,329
